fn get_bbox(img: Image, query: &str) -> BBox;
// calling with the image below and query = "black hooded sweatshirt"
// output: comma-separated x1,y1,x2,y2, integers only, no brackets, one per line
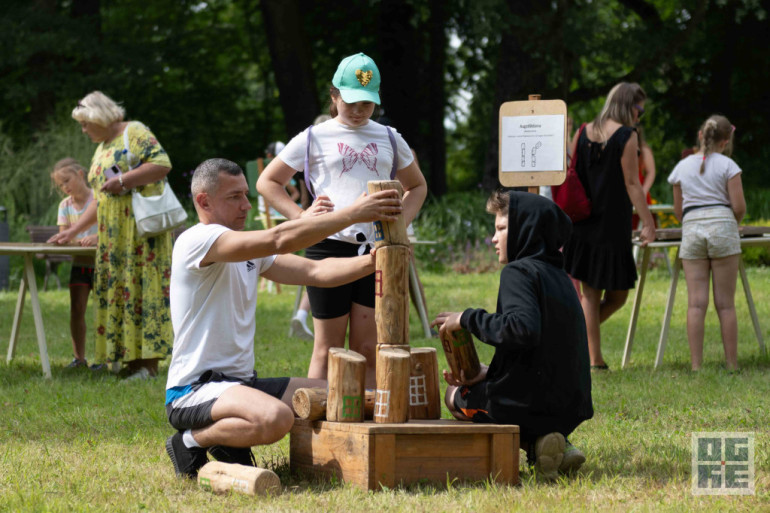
459,191,593,437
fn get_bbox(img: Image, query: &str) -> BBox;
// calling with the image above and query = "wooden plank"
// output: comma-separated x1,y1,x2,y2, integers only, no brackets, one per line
293,418,518,435
371,433,395,489
489,433,516,484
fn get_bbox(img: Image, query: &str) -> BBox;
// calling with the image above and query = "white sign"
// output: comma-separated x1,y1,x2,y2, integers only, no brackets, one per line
500,114,565,173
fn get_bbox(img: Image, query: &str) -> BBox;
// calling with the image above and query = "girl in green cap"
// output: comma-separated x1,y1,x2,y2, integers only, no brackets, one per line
258,52,427,387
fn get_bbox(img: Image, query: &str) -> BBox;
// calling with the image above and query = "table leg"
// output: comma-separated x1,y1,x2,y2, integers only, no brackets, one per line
739,257,766,356
409,260,432,338
655,248,682,369
23,254,51,378
623,247,651,368
7,274,28,363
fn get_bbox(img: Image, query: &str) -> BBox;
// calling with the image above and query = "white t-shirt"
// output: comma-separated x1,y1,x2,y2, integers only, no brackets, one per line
667,153,742,213
166,223,276,390
279,119,414,245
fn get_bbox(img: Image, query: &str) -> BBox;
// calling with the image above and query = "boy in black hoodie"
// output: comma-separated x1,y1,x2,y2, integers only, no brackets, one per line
432,190,593,480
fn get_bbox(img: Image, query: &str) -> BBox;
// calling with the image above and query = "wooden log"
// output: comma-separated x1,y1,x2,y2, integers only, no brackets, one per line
408,347,441,420
374,347,411,423
376,343,410,362
440,328,481,381
327,348,367,422
292,387,376,420
197,461,281,496
375,245,410,346
292,387,328,421
367,180,410,248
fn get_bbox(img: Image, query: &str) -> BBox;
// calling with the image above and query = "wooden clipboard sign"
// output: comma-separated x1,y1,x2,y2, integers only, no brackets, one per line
498,95,567,189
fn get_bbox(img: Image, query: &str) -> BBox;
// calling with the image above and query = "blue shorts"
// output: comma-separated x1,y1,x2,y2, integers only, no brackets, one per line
165,370,289,431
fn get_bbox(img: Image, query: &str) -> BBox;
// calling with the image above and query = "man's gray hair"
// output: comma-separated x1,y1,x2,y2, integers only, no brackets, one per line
191,158,243,196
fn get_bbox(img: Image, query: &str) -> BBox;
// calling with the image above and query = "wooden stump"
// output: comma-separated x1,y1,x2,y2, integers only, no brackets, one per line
292,387,376,421
440,328,481,381
327,348,367,422
376,343,410,362
374,347,411,423
367,180,409,248
292,387,328,421
375,245,410,346
408,347,441,419
198,461,281,496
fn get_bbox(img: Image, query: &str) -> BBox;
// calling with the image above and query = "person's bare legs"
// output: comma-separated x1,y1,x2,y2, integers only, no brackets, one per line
711,255,740,370
599,290,629,324
308,314,348,380
348,303,377,388
682,259,711,371
69,285,90,362
579,282,604,367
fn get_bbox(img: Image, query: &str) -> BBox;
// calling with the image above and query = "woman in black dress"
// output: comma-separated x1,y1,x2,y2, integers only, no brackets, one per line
563,82,656,370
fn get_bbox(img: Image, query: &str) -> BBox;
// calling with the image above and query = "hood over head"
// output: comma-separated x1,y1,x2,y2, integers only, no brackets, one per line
506,191,572,267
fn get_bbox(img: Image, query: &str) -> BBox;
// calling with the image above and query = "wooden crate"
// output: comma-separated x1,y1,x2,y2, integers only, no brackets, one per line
290,418,519,490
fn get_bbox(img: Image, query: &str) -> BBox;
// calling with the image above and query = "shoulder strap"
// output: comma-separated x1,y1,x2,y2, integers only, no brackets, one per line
304,125,316,199
122,122,141,170
386,126,398,179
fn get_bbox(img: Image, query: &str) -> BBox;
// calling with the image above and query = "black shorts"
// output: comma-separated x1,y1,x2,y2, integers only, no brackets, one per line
69,265,94,288
453,382,495,423
304,239,375,319
166,370,290,431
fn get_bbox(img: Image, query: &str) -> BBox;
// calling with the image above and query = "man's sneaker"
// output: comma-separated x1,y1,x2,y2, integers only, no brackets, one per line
65,358,87,369
166,432,208,478
559,441,586,474
533,432,565,480
289,317,314,341
208,445,256,466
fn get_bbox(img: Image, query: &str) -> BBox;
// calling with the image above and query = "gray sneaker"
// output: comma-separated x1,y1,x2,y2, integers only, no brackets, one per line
289,317,314,341
559,441,586,473
534,432,565,480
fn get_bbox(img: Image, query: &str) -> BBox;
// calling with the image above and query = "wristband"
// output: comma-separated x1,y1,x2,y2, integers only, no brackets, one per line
118,174,127,191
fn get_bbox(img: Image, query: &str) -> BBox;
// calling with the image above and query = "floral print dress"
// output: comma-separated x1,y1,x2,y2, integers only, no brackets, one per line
87,121,173,365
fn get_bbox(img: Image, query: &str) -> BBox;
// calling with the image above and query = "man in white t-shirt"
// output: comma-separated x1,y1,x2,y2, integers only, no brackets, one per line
165,158,401,478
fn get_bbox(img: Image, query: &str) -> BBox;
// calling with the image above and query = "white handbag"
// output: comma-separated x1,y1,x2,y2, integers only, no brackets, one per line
122,123,188,237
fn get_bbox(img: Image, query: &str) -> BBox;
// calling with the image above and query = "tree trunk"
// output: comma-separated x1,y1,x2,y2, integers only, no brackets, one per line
427,0,447,196
260,0,319,135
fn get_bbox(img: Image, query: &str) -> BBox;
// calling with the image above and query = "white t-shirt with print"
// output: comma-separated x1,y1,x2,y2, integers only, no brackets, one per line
166,223,276,389
667,153,742,212
279,119,414,245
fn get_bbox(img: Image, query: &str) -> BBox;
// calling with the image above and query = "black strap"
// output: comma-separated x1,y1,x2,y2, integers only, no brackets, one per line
682,203,730,217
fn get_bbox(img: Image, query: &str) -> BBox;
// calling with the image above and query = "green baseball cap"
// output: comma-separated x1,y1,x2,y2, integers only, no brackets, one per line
332,53,381,105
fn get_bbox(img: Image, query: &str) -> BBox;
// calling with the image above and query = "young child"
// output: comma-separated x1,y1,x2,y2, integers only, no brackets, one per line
667,115,745,371
51,159,98,368
258,52,427,386
432,190,593,480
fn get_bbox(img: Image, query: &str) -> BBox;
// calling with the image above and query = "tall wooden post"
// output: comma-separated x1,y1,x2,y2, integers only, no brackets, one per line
367,180,409,249
375,245,410,347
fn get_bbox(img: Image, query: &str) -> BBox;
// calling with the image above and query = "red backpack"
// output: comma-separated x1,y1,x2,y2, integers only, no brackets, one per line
551,123,591,223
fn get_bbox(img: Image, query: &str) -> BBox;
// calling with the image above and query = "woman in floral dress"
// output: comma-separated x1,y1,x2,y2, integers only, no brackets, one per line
50,91,173,380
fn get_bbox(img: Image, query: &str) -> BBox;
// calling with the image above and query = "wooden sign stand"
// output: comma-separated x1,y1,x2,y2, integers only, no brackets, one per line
498,94,568,194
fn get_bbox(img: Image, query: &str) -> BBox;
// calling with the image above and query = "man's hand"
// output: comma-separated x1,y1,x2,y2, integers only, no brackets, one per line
299,195,334,218
48,229,76,245
349,190,402,223
443,364,488,387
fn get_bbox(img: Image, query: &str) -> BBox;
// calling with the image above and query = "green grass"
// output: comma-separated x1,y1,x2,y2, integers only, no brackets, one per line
1,266,769,511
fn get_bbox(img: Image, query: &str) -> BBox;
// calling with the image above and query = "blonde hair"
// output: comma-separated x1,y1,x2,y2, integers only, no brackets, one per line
486,189,509,216
698,115,734,174
71,91,125,127
593,82,646,142
50,159,88,195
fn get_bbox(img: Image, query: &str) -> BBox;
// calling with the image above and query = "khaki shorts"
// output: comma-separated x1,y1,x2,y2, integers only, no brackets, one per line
680,207,740,260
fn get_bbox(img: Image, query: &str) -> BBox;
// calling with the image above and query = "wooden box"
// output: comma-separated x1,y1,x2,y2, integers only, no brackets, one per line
290,419,519,490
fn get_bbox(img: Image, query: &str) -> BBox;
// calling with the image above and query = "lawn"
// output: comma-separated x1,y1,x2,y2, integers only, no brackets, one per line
0,266,768,512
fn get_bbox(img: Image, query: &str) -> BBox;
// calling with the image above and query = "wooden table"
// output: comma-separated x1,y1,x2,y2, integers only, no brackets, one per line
622,228,769,369
1,242,96,378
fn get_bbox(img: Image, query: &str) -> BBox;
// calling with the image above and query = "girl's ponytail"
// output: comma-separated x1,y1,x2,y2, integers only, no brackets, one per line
697,115,734,175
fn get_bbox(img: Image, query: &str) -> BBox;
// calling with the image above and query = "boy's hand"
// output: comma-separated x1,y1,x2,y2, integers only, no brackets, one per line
300,195,334,218
349,190,401,223
443,364,488,387
431,311,462,340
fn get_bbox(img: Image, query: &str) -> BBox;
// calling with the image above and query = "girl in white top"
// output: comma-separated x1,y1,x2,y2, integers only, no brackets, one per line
258,53,427,386
667,114,746,371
